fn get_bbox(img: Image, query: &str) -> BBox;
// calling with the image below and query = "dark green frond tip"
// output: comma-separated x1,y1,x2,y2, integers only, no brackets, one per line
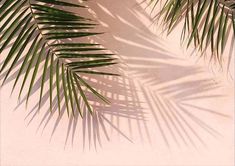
0,0,118,117
147,0,235,66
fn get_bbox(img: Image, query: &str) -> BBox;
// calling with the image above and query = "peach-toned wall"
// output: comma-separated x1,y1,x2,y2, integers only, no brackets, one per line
0,0,234,166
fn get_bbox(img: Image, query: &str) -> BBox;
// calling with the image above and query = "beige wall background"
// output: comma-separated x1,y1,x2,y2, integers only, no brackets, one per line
0,0,234,165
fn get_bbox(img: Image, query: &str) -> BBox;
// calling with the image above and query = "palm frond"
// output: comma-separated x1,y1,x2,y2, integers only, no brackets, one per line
0,0,118,117
147,0,235,65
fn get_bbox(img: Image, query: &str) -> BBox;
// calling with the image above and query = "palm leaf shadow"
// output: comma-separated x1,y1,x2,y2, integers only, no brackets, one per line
88,0,232,148
0,0,147,149
21,65,148,149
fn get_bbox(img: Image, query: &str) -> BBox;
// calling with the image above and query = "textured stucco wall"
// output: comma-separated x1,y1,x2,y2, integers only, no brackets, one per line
0,0,234,165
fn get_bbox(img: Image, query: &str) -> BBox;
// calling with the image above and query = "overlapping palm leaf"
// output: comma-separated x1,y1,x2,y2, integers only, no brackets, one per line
147,0,235,64
0,0,118,117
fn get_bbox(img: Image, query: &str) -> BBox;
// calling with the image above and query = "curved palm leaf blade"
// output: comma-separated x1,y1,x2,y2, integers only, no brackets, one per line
147,0,235,65
0,0,118,117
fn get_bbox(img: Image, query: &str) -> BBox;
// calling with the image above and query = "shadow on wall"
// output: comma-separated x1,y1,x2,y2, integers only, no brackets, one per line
0,0,231,149
85,0,231,148
0,0,148,150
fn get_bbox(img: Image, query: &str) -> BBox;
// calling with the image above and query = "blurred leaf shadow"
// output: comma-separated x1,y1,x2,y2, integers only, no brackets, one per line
84,0,232,148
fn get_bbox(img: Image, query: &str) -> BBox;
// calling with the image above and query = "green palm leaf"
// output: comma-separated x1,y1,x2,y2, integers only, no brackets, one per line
147,0,235,65
0,0,117,117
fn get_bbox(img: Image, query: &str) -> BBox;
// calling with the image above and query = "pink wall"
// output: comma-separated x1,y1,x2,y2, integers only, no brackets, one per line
0,0,234,165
